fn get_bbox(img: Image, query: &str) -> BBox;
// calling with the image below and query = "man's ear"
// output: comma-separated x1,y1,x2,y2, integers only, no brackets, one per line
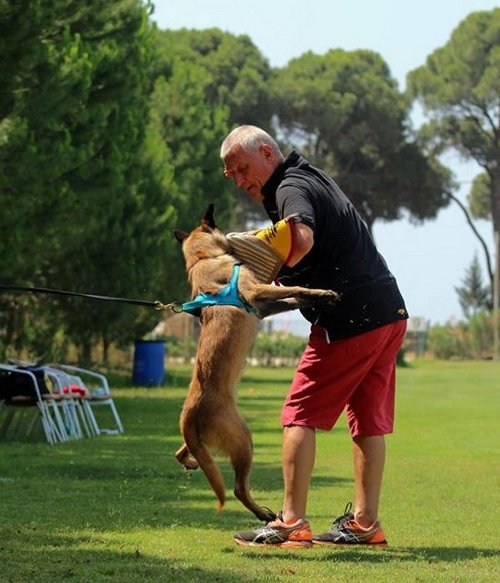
261,143,273,160
201,203,216,230
173,229,188,243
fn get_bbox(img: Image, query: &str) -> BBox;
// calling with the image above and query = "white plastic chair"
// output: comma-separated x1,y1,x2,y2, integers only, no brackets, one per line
42,366,97,439
0,365,67,444
50,365,124,435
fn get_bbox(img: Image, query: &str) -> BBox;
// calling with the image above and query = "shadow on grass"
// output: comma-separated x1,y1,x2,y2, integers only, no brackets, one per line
0,532,259,583
234,545,500,564
0,388,353,538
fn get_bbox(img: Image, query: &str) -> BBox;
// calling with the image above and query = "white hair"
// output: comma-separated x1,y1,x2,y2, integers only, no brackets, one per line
220,125,283,159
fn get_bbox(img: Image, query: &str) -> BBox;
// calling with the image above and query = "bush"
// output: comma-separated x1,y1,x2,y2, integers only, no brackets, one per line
467,311,495,357
428,309,500,359
251,332,306,366
428,323,470,359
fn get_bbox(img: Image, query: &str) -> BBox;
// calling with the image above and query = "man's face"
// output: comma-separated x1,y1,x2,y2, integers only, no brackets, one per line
222,144,279,203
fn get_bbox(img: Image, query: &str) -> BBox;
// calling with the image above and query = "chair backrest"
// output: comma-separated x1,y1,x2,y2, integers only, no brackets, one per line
0,366,50,402
57,365,110,397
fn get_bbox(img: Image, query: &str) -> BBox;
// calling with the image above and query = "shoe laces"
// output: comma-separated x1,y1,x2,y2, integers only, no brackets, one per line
332,502,354,529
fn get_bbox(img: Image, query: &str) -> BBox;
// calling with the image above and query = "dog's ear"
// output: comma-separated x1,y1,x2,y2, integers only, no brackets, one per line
173,229,189,243
201,203,216,230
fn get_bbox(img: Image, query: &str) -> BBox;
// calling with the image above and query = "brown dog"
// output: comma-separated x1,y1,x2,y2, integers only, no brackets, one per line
173,204,338,521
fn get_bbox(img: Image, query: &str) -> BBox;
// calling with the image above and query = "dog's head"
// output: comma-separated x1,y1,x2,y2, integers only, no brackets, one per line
174,204,231,270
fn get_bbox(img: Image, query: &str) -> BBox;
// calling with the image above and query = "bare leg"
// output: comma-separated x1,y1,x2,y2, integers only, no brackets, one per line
282,425,316,523
352,435,386,526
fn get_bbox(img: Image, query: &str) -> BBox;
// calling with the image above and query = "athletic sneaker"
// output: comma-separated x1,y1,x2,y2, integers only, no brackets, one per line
234,513,313,548
312,502,388,546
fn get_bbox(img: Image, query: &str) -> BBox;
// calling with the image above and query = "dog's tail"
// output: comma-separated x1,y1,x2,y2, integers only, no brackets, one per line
185,434,226,512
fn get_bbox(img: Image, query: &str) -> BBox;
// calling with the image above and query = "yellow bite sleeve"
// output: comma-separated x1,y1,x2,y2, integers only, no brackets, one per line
255,217,296,265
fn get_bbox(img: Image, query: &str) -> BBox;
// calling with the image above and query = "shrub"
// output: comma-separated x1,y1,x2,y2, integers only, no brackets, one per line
428,323,470,359
428,309,500,359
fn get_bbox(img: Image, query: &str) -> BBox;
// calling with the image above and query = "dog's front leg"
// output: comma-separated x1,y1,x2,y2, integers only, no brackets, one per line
249,286,340,319
246,283,339,303
255,297,304,319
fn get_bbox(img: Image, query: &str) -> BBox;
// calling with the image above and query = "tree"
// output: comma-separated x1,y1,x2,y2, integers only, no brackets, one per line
407,8,500,299
141,56,232,311
0,0,154,266
0,0,157,361
271,49,451,233
152,27,275,229
152,28,273,130
455,253,491,319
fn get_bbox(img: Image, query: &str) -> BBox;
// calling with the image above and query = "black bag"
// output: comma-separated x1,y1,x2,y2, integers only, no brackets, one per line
0,366,50,402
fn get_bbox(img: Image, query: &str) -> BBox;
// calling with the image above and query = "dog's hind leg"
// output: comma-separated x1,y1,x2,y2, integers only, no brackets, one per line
175,442,199,470
184,434,227,512
228,427,277,522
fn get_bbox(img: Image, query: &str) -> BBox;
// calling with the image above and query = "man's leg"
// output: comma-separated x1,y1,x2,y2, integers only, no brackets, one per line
352,434,386,527
347,322,406,527
233,424,316,546
282,425,316,523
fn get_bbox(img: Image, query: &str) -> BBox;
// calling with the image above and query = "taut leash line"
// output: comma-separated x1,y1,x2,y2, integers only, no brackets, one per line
0,284,180,312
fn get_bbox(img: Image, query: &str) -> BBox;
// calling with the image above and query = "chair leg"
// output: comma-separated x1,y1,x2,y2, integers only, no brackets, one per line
49,400,69,442
67,399,84,439
82,400,100,436
37,403,57,444
87,400,124,435
25,410,39,438
108,400,124,434
75,399,92,437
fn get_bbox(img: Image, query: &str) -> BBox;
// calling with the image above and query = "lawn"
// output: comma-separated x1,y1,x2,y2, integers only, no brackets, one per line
0,359,498,582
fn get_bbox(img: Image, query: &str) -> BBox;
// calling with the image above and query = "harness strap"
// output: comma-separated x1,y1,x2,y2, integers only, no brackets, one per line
181,264,255,316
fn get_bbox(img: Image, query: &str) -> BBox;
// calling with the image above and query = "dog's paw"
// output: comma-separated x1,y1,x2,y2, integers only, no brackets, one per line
181,456,200,471
304,289,340,303
317,289,341,303
175,445,200,470
256,507,277,522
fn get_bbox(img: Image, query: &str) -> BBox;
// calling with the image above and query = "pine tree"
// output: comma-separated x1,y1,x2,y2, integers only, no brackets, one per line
455,254,491,319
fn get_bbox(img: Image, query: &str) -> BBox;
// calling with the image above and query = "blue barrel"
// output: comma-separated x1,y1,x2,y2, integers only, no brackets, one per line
132,340,166,386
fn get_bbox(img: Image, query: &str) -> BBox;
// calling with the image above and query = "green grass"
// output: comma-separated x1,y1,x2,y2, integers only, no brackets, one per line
0,360,499,582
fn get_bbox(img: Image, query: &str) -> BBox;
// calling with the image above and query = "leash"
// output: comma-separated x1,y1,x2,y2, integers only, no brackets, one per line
0,284,183,313
0,264,254,316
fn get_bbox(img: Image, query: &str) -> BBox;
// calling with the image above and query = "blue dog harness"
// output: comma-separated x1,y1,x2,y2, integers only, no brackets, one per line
181,264,255,317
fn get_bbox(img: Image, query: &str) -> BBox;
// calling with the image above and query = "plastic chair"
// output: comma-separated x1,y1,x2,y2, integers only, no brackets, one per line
42,366,96,439
0,364,67,444
49,364,124,435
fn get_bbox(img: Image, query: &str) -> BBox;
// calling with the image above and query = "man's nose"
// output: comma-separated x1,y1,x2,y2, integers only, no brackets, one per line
235,174,246,189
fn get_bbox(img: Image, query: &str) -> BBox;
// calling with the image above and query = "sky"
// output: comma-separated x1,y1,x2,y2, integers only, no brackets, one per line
152,0,498,334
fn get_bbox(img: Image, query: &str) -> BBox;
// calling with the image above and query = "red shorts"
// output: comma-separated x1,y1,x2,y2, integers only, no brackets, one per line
281,320,407,437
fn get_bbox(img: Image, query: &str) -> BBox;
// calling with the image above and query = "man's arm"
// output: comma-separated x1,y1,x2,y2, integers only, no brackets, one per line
287,223,314,267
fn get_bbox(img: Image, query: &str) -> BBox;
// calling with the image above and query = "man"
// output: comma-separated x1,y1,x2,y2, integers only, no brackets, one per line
221,125,408,548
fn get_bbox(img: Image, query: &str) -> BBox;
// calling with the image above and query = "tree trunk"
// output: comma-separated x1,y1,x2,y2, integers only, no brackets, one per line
493,231,499,360
102,334,110,365
490,165,500,359
446,191,494,289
